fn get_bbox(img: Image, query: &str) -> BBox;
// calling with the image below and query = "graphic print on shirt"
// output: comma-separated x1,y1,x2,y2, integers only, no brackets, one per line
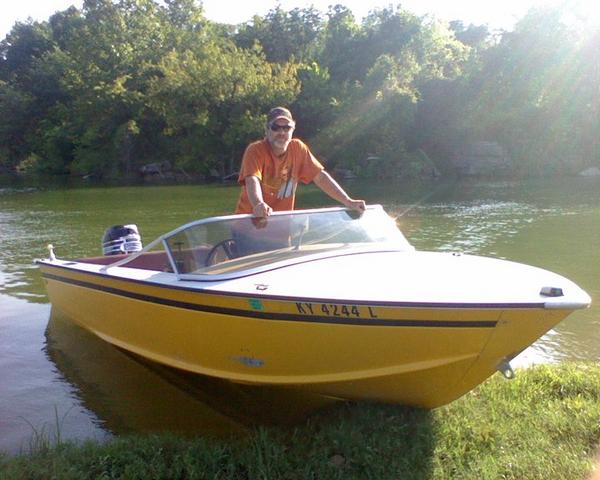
262,156,298,200
276,162,298,199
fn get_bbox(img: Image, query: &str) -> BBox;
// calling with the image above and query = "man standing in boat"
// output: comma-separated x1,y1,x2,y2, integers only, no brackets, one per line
235,107,366,217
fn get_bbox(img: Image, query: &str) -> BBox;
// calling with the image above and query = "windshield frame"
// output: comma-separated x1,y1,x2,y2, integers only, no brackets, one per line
101,205,413,280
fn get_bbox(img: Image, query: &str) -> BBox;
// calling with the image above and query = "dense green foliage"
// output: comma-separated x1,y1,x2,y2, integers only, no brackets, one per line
2,363,600,479
0,0,598,178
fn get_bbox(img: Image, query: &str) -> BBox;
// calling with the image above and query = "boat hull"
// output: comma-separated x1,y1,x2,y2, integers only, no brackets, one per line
39,262,574,408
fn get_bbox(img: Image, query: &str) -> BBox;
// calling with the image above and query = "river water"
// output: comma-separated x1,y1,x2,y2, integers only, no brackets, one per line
1,177,599,454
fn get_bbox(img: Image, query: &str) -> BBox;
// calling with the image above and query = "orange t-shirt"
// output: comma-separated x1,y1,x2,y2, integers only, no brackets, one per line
235,138,324,214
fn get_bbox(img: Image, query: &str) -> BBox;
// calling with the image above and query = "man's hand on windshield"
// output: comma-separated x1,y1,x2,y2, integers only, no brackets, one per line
345,199,366,213
252,201,272,218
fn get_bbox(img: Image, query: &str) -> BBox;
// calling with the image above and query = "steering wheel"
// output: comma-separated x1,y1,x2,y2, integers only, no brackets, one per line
205,239,236,266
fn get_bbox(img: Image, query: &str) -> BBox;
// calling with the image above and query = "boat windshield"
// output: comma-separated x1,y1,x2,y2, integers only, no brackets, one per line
160,205,412,277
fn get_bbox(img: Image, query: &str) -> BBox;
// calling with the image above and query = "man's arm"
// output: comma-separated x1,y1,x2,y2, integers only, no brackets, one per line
245,175,273,217
313,171,366,212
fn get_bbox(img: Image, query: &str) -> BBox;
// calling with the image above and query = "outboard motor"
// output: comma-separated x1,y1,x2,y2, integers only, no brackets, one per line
102,224,142,256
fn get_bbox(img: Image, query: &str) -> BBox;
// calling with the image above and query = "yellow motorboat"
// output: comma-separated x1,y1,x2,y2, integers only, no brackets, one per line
36,205,591,408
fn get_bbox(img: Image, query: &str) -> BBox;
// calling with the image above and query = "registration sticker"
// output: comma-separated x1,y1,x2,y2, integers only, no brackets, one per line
248,298,264,311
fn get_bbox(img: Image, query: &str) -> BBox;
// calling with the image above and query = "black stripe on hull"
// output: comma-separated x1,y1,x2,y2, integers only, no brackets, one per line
42,272,501,328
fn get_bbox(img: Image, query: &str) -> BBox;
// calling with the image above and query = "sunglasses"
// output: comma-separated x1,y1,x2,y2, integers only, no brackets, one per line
269,124,294,132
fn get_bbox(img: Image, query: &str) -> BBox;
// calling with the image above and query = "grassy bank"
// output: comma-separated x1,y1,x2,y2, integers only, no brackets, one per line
2,362,600,479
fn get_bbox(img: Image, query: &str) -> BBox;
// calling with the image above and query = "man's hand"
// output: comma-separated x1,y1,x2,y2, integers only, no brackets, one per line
252,201,272,218
244,177,272,218
345,199,366,213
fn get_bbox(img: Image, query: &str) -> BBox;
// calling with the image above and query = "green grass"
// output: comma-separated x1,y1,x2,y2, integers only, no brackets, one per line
2,362,600,479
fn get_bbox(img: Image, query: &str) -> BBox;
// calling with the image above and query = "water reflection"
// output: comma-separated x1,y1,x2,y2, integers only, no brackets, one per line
0,208,61,303
45,310,337,439
397,200,572,257
0,295,107,455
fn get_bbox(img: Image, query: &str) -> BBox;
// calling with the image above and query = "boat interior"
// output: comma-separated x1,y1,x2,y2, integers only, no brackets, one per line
78,248,207,273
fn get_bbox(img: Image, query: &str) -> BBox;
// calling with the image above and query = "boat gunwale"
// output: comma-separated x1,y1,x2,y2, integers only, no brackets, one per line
37,259,553,311
40,269,504,328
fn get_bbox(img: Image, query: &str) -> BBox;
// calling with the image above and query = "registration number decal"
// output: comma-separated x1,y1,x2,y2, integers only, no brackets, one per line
295,302,378,318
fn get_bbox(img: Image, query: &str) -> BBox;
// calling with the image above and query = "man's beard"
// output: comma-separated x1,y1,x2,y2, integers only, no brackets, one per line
271,137,290,151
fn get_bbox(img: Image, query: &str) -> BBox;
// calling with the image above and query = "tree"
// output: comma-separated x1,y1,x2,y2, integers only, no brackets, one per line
312,5,469,171
0,81,34,169
0,0,595,179
319,5,362,83
0,21,54,85
146,42,299,174
234,6,323,63
449,21,491,50
462,6,592,173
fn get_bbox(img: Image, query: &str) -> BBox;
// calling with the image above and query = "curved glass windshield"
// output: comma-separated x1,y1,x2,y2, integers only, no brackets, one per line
162,205,412,277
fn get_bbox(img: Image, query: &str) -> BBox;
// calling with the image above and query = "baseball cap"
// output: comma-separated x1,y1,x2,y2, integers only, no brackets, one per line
267,107,294,125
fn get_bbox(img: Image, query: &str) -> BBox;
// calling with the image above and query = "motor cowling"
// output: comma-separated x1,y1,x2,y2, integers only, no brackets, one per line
102,224,142,255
